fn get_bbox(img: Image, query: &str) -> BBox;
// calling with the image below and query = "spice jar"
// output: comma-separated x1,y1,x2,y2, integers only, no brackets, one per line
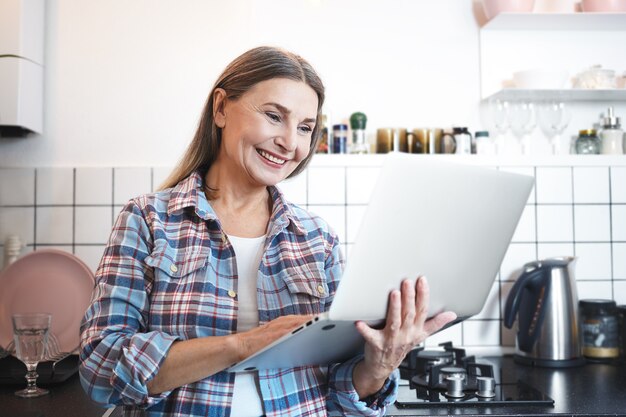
575,129,600,154
332,124,348,154
579,299,619,361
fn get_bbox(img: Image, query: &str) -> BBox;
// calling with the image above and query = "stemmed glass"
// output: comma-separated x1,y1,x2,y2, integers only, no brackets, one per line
537,101,572,155
509,101,536,155
12,313,52,398
486,98,510,153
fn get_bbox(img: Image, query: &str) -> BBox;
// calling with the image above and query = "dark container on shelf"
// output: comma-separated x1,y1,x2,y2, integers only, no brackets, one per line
579,299,619,361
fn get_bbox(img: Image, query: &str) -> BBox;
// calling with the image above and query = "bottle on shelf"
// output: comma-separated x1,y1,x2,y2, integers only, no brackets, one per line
349,112,369,154
599,107,623,155
332,124,349,154
475,131,495,155
315,115,330,154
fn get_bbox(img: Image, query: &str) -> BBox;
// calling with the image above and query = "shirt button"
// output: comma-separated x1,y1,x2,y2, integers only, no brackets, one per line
317,285,325,295
228,290,237,298
170,264,178,273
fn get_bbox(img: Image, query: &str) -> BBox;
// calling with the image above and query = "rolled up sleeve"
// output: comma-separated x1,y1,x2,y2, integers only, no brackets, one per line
327,356,398,416
79,200,179,408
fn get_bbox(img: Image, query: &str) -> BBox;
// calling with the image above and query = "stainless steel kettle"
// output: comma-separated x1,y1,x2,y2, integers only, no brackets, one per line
504,257,585,367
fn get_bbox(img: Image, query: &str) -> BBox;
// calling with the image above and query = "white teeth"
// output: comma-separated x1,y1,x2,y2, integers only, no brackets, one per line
258,150,286,165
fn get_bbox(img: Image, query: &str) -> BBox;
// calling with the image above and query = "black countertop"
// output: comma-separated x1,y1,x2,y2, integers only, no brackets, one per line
387,355,626,417
1,355,625,417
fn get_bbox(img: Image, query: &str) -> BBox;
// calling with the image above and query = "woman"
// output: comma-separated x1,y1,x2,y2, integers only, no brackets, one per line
79,46,456,417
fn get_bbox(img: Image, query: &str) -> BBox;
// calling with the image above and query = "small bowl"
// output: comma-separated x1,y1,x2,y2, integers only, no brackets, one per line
482,0,536,20
581,0,626,12
513,69,570,89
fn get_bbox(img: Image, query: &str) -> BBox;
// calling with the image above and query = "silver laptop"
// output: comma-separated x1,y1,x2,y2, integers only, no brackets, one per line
228,153,534,372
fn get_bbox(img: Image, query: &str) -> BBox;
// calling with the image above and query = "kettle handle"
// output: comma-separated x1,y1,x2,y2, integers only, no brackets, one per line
503,268,537,329
503,266,552,352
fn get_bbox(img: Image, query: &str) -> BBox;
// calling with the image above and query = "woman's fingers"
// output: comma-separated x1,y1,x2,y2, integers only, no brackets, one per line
401,279,416,327
414,276,430,325
423,311,458,335
386,289,402,334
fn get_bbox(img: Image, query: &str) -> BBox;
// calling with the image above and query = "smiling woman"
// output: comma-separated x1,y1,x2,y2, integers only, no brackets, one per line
78,46,453,417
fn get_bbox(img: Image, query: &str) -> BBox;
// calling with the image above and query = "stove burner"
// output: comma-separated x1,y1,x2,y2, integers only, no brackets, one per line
397,341,555,408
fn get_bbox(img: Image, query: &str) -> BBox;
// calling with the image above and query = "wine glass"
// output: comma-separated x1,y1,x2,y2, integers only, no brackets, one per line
485,98,510,154
509,101,536,155
537,101,572,155
12,313,52,398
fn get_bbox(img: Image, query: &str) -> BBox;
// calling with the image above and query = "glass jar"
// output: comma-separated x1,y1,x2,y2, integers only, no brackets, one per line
579,299,619,361
575,129,600,155
332,124,348,154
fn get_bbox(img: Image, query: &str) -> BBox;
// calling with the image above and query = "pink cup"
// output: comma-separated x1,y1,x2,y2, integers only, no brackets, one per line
581,0,626,12
482,0,536,20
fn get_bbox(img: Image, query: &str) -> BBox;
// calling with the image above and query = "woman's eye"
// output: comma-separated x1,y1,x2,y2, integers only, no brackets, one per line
298,125,313,134
266,112,281,122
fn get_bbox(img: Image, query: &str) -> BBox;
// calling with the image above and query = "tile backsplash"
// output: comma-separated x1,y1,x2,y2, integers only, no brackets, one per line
1,156,626,351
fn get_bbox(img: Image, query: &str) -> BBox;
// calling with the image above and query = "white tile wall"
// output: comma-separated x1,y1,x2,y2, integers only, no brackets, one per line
113,168,152,205
308,205,346,244
463,320,500,346
308,167,345,204
576,243,612,280
612,205,626,241
500,243,536,281
577,280,613,300
611,167,626,203
574,205,611,242
36,168,74,205
75,206,113,244
74,245,106,273
614,281,626,304
613,243,626,279
4,159,626,350
278,171,308,206
537,242,575,260
511,205,536,242
76,168,112,205
346,167,380,204
35,207,73,244
0,207,35,245
536,205,573,242
536,167,572,204
0,168,35,205
573,167,610,203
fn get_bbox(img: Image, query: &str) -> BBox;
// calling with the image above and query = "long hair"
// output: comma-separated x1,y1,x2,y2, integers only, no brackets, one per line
159,46,325,192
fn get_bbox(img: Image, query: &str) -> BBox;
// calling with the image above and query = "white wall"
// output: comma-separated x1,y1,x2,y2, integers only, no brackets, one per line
0,0,485,167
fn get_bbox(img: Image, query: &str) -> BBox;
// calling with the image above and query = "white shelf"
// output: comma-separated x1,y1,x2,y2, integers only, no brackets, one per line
484,88,626,102
482,12,626,31
309,154,626,168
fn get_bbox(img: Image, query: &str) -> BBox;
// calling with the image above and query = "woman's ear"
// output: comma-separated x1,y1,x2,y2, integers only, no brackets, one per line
213,88,227,128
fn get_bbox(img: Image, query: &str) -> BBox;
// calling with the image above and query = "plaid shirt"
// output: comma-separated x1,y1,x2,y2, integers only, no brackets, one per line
79,171,398,417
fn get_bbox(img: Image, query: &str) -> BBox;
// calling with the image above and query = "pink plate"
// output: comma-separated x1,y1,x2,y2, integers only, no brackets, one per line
0,249,95,354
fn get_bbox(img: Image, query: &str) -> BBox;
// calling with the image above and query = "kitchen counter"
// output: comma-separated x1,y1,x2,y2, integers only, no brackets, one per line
1,355,624,417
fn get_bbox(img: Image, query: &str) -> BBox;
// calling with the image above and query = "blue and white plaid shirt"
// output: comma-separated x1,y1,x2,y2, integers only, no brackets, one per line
79,171,398,416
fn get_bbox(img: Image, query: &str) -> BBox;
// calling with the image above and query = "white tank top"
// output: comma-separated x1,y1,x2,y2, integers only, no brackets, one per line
228,234,265,417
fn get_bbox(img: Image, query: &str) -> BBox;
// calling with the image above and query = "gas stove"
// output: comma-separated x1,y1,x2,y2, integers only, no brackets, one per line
396,342,555,408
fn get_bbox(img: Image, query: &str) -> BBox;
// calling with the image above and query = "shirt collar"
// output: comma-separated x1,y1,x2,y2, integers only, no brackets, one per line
167,171,307,236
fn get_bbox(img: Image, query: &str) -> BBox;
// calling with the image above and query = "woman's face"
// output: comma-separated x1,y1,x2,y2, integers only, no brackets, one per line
214,78,318,187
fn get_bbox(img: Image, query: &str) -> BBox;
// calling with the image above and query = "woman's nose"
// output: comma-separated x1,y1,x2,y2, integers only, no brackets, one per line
276,125,298,152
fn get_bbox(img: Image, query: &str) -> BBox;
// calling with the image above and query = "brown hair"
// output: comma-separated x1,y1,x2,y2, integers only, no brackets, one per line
159,46,325,192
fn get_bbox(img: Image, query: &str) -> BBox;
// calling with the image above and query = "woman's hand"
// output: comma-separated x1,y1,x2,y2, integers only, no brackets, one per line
234,314,314,362
352,277,457,397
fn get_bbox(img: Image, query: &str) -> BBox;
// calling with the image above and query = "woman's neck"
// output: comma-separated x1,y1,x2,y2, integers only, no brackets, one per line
205,163,271,237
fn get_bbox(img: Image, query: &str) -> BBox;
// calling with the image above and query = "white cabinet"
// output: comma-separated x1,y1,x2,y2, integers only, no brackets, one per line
0,0,45,136
479,13,626,101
